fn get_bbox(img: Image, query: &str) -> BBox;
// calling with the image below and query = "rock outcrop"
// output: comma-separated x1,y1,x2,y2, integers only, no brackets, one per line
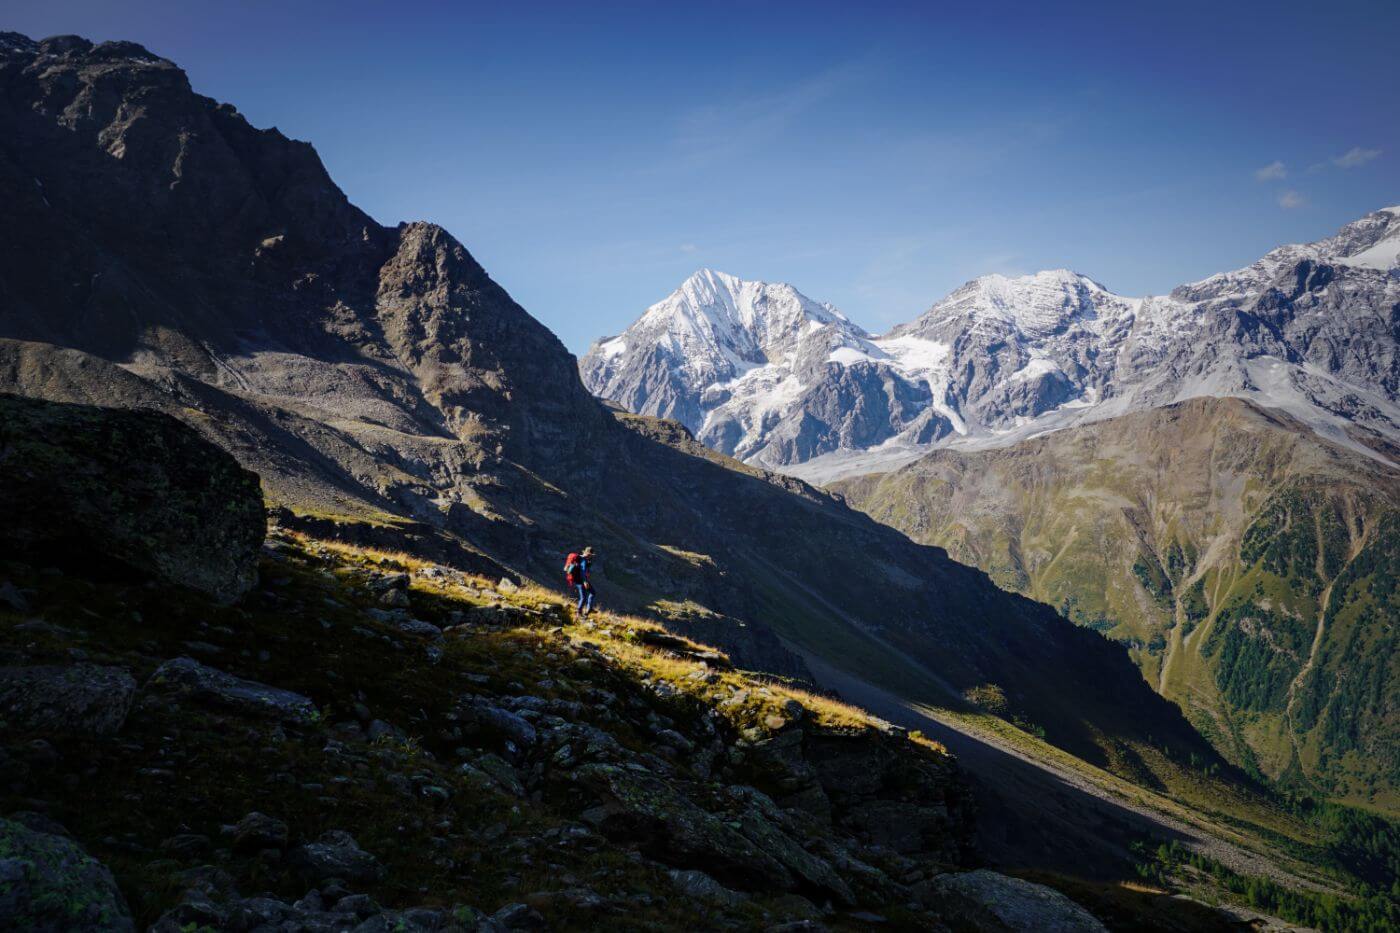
146,657,319,724
0,395,263,602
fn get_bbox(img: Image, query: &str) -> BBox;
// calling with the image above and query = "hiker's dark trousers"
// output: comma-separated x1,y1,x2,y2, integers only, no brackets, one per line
575,584,594,615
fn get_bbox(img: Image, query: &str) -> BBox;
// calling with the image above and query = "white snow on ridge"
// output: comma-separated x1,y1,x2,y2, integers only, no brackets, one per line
827,346,878,366
1008,356,1062,383
876,335,951,372
1341,233,1400,271
782,441,934,485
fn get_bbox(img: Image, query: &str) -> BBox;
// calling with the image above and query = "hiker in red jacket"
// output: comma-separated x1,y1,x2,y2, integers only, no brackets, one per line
564,546,596,618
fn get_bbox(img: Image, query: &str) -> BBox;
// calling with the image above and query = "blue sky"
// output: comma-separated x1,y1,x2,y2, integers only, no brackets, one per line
8,0,1398,351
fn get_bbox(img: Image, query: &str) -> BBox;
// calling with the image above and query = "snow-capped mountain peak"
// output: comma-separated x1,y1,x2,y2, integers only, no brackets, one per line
893,268,1134,342
580,271,874,443
1174,205,1400,301
642,268,855,341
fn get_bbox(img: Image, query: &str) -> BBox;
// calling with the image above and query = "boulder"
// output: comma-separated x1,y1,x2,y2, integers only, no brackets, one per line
287,830,384,884
492,902,544,928
0,816,135,932
0,664,136,735
457,697,537,752
147,657,318,724
668,868,748,907
395,618,444,640
927,870,1107,932
468,753,525,797
0,395,265,603
725,786,854,905
230,811,289,853
570,763,794,892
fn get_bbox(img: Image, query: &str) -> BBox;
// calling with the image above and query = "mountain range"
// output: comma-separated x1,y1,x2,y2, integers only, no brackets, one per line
581,206,1400,812
581,208,1400,482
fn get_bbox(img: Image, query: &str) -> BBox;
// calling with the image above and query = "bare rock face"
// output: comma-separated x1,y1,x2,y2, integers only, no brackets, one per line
0,395,264,602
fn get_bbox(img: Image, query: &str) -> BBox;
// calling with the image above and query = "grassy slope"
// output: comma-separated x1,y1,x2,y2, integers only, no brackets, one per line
831,398,1400,815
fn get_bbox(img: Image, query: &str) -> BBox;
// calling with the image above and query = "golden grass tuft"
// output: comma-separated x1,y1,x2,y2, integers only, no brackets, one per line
284,532,953,760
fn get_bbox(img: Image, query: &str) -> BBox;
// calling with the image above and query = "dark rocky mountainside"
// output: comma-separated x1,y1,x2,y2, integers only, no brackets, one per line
0,396,1149,931
0,31,1223,787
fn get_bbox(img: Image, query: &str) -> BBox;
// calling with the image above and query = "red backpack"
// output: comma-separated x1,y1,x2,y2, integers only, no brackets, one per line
563,552,582,586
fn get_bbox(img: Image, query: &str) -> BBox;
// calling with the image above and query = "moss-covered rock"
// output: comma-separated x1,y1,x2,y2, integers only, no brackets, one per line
0,817,134,932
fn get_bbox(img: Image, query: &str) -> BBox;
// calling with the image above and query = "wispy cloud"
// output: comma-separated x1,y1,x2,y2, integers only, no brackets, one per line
882,114,1067,183
1254,160,1286,181
669,62,867,169
1278,189,1305,209
679,243,699,254
1333,146,1381,169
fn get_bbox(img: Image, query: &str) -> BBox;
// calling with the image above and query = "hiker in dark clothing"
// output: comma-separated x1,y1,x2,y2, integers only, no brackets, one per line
564,546,596,617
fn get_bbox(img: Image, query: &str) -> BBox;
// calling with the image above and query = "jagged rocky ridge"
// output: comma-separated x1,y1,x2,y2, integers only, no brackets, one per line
582,211,1400,480
0,31,1223,785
